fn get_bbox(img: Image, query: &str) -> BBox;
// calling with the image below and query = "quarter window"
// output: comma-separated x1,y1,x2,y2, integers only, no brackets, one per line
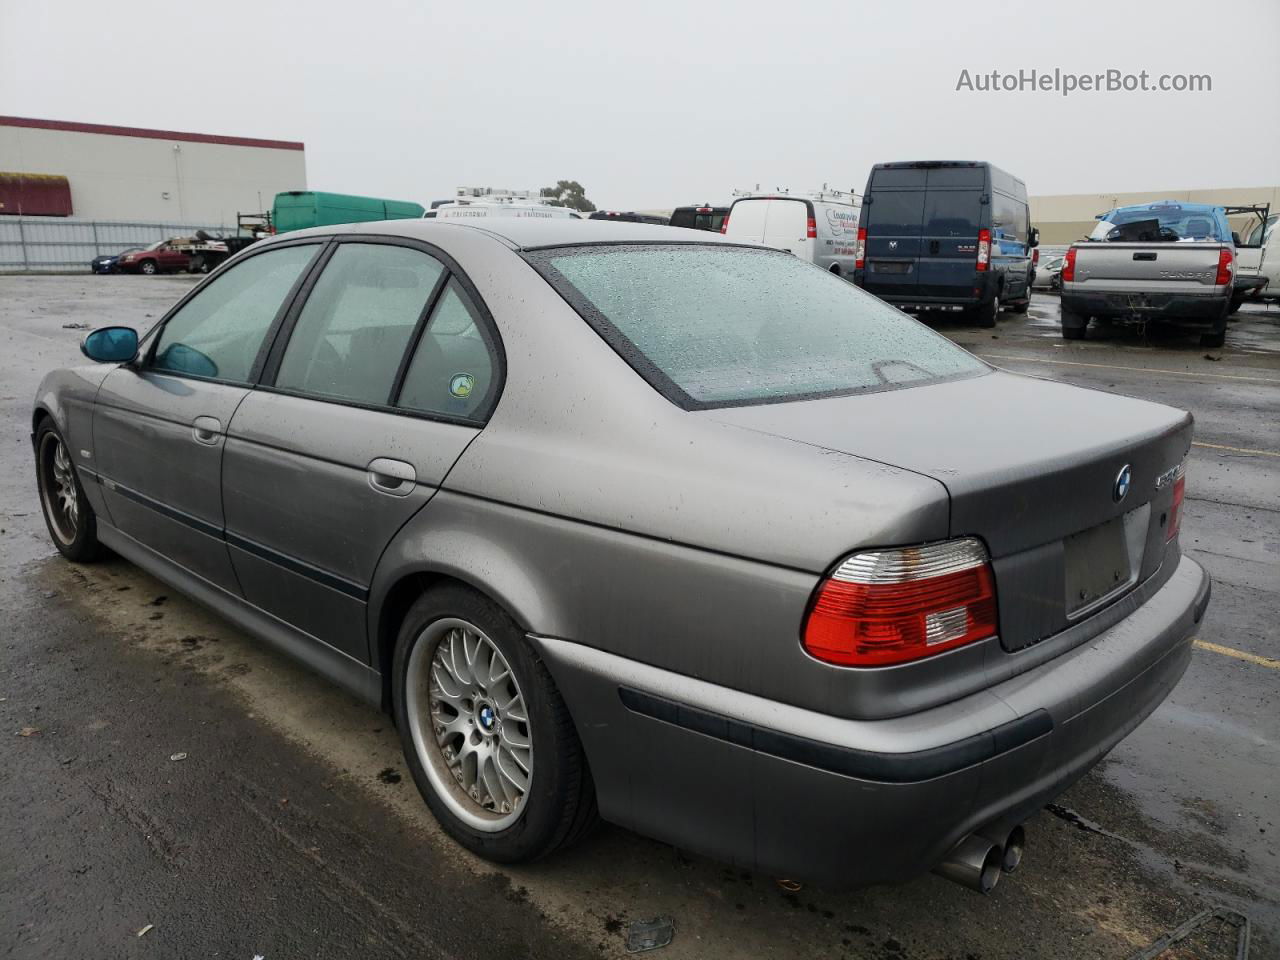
151,244,319,382
397,280,496,419
275,243,445,406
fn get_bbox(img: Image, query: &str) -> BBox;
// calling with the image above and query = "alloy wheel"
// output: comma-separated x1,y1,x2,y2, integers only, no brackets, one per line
39,433,79,545
406,618,533,831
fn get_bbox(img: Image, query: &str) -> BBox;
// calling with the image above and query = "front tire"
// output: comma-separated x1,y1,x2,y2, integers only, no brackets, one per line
35,420,103,562
139,259,158,276
392,584,597,863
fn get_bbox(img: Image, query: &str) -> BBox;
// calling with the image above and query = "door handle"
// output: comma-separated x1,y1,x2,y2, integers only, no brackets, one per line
191,416,222,445
367,458,416,497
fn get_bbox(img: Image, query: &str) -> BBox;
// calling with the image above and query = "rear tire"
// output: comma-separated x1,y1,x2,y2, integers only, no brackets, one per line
392,584,597,863
35,419,104,562
974,294,999,328
1061,305,1087,340
1200,329,1226,348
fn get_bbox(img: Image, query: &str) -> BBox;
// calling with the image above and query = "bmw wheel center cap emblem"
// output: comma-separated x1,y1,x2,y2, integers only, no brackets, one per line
1113,464,1132,503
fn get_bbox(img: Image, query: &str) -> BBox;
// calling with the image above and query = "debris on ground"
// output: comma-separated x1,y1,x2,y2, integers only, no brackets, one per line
136,924,154,938
626,917,674,954
1128,906,1251,959
18,726,40,737
169,752,188,762
61,322,89,329
775,878,803,892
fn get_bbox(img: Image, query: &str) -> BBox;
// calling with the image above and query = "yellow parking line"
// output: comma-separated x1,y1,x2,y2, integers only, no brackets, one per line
1194,639,1280,670
1192,441,1280,458
980,353,1280,385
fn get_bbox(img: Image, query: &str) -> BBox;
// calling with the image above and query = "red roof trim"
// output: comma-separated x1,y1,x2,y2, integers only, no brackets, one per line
0,116,305,152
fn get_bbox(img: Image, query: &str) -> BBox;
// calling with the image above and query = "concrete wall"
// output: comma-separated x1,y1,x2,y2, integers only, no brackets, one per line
1030,186,1280,244
0,122,306,226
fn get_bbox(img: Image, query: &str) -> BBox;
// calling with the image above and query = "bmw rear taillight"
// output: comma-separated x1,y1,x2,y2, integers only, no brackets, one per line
1166,462,1186,543
1061,247,1077,282
855,227,866,269
807,216,817,239
976,229,991,271
802,539,998,667
1215,247,1234,286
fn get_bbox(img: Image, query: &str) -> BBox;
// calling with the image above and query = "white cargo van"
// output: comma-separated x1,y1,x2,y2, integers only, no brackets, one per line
431,199,579,221
722,190,861,275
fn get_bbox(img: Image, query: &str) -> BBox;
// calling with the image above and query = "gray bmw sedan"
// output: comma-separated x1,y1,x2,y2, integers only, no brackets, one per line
33,219,1210,893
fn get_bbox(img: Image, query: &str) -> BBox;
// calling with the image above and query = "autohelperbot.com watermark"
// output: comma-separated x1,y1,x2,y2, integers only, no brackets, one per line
955,68,1212,96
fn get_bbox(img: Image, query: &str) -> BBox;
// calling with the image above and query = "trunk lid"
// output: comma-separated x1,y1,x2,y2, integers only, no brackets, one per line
706,371,1192,651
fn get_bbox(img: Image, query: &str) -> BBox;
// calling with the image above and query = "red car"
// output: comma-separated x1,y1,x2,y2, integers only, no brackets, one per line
117,240,191,275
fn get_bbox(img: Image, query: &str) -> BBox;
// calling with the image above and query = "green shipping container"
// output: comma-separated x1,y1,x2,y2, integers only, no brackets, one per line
272,191,426,233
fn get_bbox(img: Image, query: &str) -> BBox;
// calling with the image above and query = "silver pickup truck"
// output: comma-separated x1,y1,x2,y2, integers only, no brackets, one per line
1060,201,1235,348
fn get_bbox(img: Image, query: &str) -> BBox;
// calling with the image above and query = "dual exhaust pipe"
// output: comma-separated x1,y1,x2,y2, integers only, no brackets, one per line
933,824,1026,894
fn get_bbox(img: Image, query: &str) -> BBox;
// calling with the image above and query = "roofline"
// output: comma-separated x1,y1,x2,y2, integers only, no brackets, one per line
0,115,305,152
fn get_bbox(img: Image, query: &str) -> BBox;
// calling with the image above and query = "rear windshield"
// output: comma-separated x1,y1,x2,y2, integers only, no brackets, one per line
1090,207,1227,242
526,244,988,408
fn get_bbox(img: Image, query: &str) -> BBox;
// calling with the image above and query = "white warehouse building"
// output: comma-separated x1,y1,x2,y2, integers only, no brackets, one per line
0,115,307,226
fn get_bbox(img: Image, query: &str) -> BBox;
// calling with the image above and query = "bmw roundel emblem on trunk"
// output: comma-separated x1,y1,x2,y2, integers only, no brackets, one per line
1113,464,1132,503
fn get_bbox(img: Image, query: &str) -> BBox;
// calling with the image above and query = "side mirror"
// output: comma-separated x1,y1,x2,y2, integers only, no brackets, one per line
1029,226,1040,248
80,326,139,363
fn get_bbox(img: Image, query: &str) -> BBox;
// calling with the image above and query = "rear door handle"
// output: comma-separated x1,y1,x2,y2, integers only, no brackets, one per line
191,416,222,445
367,458,416,497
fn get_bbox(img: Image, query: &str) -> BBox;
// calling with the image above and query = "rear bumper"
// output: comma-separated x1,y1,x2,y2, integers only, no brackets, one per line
1062,288,1229,325
535,554,1210,886
853,271,996,309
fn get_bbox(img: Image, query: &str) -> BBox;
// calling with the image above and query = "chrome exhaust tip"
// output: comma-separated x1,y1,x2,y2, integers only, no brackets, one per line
978,823,1027,874
933,834,1004,894
999,824,1026,873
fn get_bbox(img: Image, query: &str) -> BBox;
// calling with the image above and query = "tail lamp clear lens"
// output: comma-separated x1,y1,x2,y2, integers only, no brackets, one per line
976,229,991,271
802,538,998,668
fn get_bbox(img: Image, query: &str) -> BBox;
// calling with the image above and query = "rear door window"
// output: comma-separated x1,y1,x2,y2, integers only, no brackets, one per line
397,280,497,420
274,243,445,405
864,191,925,236
151,243,319,382
923,191,981,237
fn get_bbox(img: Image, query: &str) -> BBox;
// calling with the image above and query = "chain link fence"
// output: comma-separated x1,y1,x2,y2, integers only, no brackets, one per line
0,217,239,273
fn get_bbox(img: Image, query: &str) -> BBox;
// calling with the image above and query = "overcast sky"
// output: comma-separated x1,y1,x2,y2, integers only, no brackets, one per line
3,0,1278,210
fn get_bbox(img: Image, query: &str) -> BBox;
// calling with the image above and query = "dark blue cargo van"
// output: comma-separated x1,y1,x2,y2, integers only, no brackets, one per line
853,161,1039,327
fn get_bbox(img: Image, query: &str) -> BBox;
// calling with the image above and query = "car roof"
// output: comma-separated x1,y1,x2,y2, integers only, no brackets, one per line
280,217,714,250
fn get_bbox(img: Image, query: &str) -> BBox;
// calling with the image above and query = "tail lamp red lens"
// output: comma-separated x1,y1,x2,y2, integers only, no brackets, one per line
720,215,729,235
1166,462,1186,542
1215,247,1234,286
806,216,818,239
802,539,998,668
1061,247,1077,282
1032,248,1040,266
976,229,991,271
855,227,867,269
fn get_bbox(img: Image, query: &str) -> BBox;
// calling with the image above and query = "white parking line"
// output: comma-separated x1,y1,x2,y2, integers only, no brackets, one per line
979,353,1280,385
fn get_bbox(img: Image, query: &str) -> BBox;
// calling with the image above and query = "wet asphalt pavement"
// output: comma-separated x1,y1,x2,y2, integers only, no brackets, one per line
1,275,1277,960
